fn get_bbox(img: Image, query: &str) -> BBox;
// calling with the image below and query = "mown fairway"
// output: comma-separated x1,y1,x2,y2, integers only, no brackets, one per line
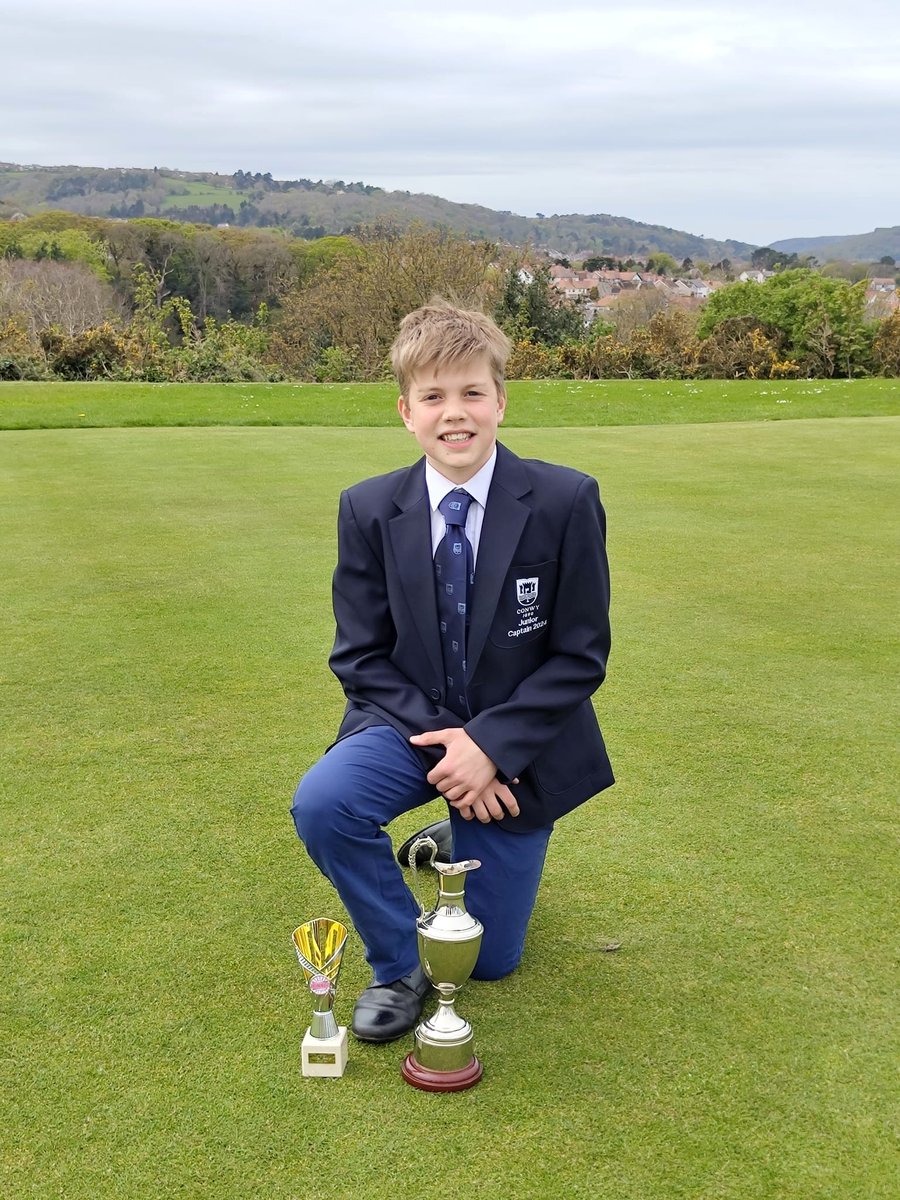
1,376,898,430
1,402,897,1198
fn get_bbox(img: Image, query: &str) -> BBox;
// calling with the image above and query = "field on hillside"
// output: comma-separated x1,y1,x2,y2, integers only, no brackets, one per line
1,406,897,1199
1,376,898,430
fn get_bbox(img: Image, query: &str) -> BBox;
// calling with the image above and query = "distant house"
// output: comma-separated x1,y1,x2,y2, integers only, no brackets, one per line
865,285,899,317
559,280,595,300
586,296,620,322
684,279,713,298
595,269,642,286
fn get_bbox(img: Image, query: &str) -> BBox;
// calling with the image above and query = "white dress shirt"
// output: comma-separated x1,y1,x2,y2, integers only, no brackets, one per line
424,446,497,566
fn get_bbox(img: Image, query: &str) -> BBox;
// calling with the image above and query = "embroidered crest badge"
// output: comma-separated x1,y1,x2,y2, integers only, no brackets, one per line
516,577,539,606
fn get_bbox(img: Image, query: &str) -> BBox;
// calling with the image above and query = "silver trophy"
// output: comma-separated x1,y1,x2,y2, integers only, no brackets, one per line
292,918,349,1077
401,836,484,1091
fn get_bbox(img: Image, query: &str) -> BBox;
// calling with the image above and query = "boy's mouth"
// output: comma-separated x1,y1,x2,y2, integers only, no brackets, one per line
440,432,474,443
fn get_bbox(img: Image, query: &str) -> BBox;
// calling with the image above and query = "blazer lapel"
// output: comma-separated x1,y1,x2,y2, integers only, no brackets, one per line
466,445,531,680
389,461,444,682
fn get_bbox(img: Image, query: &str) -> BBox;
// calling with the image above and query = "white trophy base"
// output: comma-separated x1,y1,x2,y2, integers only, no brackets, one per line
301,1026,348,1078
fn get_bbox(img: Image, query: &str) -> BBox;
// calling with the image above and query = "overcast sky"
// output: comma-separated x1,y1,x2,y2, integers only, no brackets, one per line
2,0,898,246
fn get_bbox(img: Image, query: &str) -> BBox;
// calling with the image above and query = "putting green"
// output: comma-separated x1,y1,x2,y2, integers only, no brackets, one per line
1,418,896,1199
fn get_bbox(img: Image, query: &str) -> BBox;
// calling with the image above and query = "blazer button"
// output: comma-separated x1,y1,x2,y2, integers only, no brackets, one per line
429,688,441,701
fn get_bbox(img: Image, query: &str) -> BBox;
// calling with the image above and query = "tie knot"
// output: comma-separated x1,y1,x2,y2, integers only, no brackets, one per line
438,489,473,527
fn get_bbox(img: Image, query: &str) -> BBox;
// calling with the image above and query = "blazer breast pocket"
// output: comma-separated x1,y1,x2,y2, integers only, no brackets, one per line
488,560,557,648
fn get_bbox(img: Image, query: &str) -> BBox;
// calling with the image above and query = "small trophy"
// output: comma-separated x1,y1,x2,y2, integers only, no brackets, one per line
292,918,349,1078
401,836,484,1092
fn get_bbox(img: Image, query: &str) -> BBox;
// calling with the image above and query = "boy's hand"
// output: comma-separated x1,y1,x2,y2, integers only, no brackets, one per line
409,727,507,810
451,779,520,823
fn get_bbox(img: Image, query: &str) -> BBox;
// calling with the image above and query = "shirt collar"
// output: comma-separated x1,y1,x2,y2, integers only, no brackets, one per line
425,445,497,513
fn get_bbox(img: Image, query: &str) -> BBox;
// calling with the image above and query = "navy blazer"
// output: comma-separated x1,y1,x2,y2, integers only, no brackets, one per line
328,441,614,830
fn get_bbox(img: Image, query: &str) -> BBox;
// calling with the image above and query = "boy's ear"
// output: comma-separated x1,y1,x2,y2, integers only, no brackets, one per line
497,388,507,422
397,394,414,431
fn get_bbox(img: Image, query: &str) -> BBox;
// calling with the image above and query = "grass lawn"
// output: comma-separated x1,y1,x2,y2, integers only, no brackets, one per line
160,182,242,211
1,376,898,431
1,413,897,1198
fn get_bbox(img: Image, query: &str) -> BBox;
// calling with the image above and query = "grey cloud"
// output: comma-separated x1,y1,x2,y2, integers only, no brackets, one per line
2,0,898,245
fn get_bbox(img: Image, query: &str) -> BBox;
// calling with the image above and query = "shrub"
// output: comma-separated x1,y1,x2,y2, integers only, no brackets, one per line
0,316,49,380
872,311,900,376
506,339,560,379
41,322,128,380
313,345,358,382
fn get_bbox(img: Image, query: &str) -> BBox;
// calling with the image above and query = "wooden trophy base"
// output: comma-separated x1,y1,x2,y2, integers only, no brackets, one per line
401,1053,483,1092
301,1026,348,1077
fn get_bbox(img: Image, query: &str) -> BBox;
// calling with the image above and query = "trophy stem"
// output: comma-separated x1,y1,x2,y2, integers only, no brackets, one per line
310,1010,339,1040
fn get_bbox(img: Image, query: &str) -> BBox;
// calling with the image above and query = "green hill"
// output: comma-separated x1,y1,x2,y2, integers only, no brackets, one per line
771,227,900,262
0,161,754,262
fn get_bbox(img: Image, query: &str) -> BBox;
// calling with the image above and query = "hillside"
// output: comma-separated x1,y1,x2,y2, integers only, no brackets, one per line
771,227,900,262
0,161,755,262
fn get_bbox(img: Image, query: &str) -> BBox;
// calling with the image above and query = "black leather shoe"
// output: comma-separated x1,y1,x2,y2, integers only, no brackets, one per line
396,819,453,868
351,965,431,1042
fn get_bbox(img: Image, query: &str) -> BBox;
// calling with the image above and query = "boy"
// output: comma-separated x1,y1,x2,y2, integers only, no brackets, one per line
291,302,613,1042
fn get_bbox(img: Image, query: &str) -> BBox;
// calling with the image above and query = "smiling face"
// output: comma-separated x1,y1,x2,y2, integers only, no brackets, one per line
397,354,507,484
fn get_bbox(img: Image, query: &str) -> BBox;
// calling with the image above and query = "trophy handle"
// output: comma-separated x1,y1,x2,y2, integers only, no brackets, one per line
407,835,438,916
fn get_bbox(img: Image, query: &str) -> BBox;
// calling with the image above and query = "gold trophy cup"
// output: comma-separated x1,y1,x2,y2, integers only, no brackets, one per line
292,918,349,1078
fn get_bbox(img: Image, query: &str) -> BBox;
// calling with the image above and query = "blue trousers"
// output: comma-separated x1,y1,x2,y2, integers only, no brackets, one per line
291,726,552,984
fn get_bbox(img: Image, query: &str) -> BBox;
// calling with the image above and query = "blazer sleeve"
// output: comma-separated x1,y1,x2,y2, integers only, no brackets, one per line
329,488,464,735
464,474,610,781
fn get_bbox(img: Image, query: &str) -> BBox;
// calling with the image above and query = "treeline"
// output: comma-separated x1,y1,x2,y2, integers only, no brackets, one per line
507,271,900,381
0,213,898,382
0,163,759,259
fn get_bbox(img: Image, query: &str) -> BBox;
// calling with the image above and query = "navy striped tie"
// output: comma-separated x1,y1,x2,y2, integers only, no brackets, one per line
434,490,474,717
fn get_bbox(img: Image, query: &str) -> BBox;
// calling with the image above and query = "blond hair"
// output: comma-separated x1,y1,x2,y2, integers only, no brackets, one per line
391,301,511,397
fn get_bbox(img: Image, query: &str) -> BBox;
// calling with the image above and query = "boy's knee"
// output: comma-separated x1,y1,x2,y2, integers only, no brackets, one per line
470,940,524,982
291,763,375,852
290,772,334,847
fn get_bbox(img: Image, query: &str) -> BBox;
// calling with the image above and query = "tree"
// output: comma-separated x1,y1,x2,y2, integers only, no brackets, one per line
0,259,121,339
582,256,616,272
494,262,585,346
105,218,189,308
609,288,666,340
821,260,870,284
287,235,362,287
271,224,501,379
645,252,677,276
698,269,870,377
750,246,799,272
872,311,900,375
